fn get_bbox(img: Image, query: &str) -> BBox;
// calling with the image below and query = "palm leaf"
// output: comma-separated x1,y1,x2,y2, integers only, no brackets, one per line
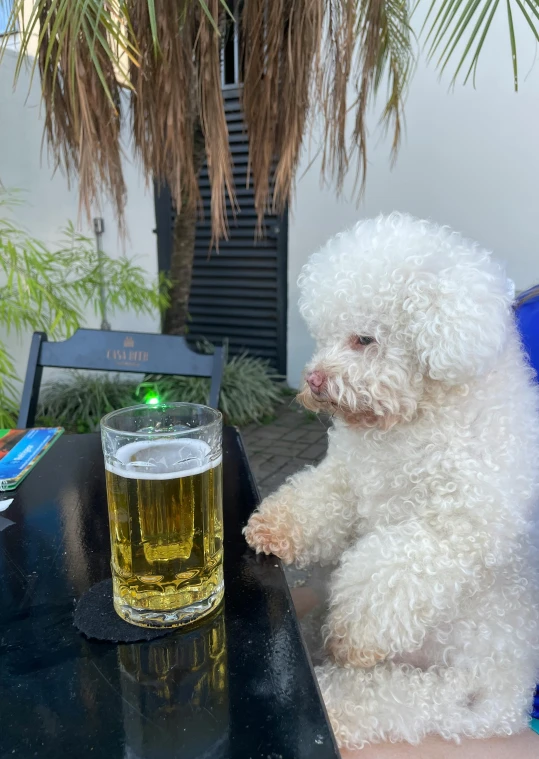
461,0,500,86
1,0,415,242
424,0,539,89
506,0,518,90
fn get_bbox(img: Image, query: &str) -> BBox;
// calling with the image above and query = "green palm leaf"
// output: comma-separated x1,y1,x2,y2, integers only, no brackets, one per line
424,0,539,89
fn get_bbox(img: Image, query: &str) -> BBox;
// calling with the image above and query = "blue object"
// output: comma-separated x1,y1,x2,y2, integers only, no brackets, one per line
533,688,539,719
514,291,539,730
0,428,60,482
515,286,539,380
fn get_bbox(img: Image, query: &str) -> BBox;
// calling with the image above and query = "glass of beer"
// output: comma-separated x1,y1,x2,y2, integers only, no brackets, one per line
100,402,223,628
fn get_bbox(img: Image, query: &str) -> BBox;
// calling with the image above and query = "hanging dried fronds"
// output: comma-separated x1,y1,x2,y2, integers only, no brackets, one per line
128,2,198,221
241,0,414,217
195,0,236,243
7,1,129,225
0,0,414,242
241,0,325,219
3,0,539,241
347,0,415,191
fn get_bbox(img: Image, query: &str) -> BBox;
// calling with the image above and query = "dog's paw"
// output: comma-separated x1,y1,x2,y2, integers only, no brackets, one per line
326,633,387,668
243,511,296,564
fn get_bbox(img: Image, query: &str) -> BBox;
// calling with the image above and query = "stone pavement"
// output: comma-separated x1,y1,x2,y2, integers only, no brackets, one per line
240,399,330,499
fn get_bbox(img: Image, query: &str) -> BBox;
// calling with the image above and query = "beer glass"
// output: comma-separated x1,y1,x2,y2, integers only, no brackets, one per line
100,402,223,628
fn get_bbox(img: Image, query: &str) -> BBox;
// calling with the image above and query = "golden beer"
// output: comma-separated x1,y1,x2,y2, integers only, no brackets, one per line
105,437,224,627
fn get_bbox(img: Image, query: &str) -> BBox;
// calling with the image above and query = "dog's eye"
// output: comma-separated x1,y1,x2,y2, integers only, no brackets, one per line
352,335,375,348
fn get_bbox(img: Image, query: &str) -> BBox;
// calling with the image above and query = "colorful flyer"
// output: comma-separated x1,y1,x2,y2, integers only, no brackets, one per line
0,428,63,491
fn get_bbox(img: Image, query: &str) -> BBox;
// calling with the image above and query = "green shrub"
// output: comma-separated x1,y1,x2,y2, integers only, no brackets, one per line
38,374,139,433
37,350,285,430
0,189,169,427
144,351,284,425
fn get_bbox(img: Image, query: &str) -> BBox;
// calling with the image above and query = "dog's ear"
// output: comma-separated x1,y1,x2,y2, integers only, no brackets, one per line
405,265,514,383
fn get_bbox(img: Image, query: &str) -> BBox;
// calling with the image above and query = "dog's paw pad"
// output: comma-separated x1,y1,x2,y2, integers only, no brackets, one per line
243,513,295,563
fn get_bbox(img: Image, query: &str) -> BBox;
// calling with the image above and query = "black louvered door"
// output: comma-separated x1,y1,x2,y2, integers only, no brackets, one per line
153,87,288,375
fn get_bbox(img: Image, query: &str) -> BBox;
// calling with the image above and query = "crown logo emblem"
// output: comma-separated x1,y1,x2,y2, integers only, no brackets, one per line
123,336,135,348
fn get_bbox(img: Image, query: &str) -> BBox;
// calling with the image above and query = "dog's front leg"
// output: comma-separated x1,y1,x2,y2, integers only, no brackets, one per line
243,454,358,567
325,520,486,667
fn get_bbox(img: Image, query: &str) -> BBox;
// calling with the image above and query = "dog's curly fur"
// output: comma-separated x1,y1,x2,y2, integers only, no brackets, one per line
244,213,539,750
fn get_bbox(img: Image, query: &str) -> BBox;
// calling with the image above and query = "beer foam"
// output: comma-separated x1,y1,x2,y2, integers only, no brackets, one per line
106,438,221,480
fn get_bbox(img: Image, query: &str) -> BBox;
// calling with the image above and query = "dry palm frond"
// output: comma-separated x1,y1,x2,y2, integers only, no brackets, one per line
0,0,413,241
355,0,415,174
2,0,536,240
0,0,235,241
242,0,414,221
1,0,129,225
241,0,325,220
195,0,236,244
128,1,198,221
318,0,414,199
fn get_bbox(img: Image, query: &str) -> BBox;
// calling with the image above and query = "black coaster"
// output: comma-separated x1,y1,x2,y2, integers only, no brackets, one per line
74,579,173,643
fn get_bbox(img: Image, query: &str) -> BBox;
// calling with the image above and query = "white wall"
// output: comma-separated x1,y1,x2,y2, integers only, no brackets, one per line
0,49,158,389
287,15,539,387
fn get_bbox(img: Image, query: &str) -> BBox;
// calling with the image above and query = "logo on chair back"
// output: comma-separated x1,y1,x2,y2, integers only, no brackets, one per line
106,335,149,368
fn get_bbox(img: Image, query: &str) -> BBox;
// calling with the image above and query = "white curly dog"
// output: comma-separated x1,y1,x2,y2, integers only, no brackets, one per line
244,213,539,750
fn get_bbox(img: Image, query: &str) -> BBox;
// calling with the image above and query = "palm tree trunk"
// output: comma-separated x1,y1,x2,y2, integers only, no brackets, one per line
163,125,206,336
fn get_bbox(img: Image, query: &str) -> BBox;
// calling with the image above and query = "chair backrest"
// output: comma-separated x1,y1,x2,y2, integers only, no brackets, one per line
17,329,227,428
515,286,539,381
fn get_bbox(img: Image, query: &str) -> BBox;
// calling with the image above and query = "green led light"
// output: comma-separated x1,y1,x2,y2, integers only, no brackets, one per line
144,394,160,406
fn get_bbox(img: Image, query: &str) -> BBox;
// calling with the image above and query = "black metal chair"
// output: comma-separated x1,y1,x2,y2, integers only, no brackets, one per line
17,329,227,428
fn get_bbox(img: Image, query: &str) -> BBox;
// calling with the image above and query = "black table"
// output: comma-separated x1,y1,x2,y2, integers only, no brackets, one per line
0,429,339,759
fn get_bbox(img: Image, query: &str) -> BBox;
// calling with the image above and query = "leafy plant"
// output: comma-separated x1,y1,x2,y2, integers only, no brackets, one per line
144,351,285,426
0,190,169,428
37,350,285,431
38,373,138,433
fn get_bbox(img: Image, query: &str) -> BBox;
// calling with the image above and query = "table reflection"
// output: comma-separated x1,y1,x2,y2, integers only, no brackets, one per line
118,608,229,759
